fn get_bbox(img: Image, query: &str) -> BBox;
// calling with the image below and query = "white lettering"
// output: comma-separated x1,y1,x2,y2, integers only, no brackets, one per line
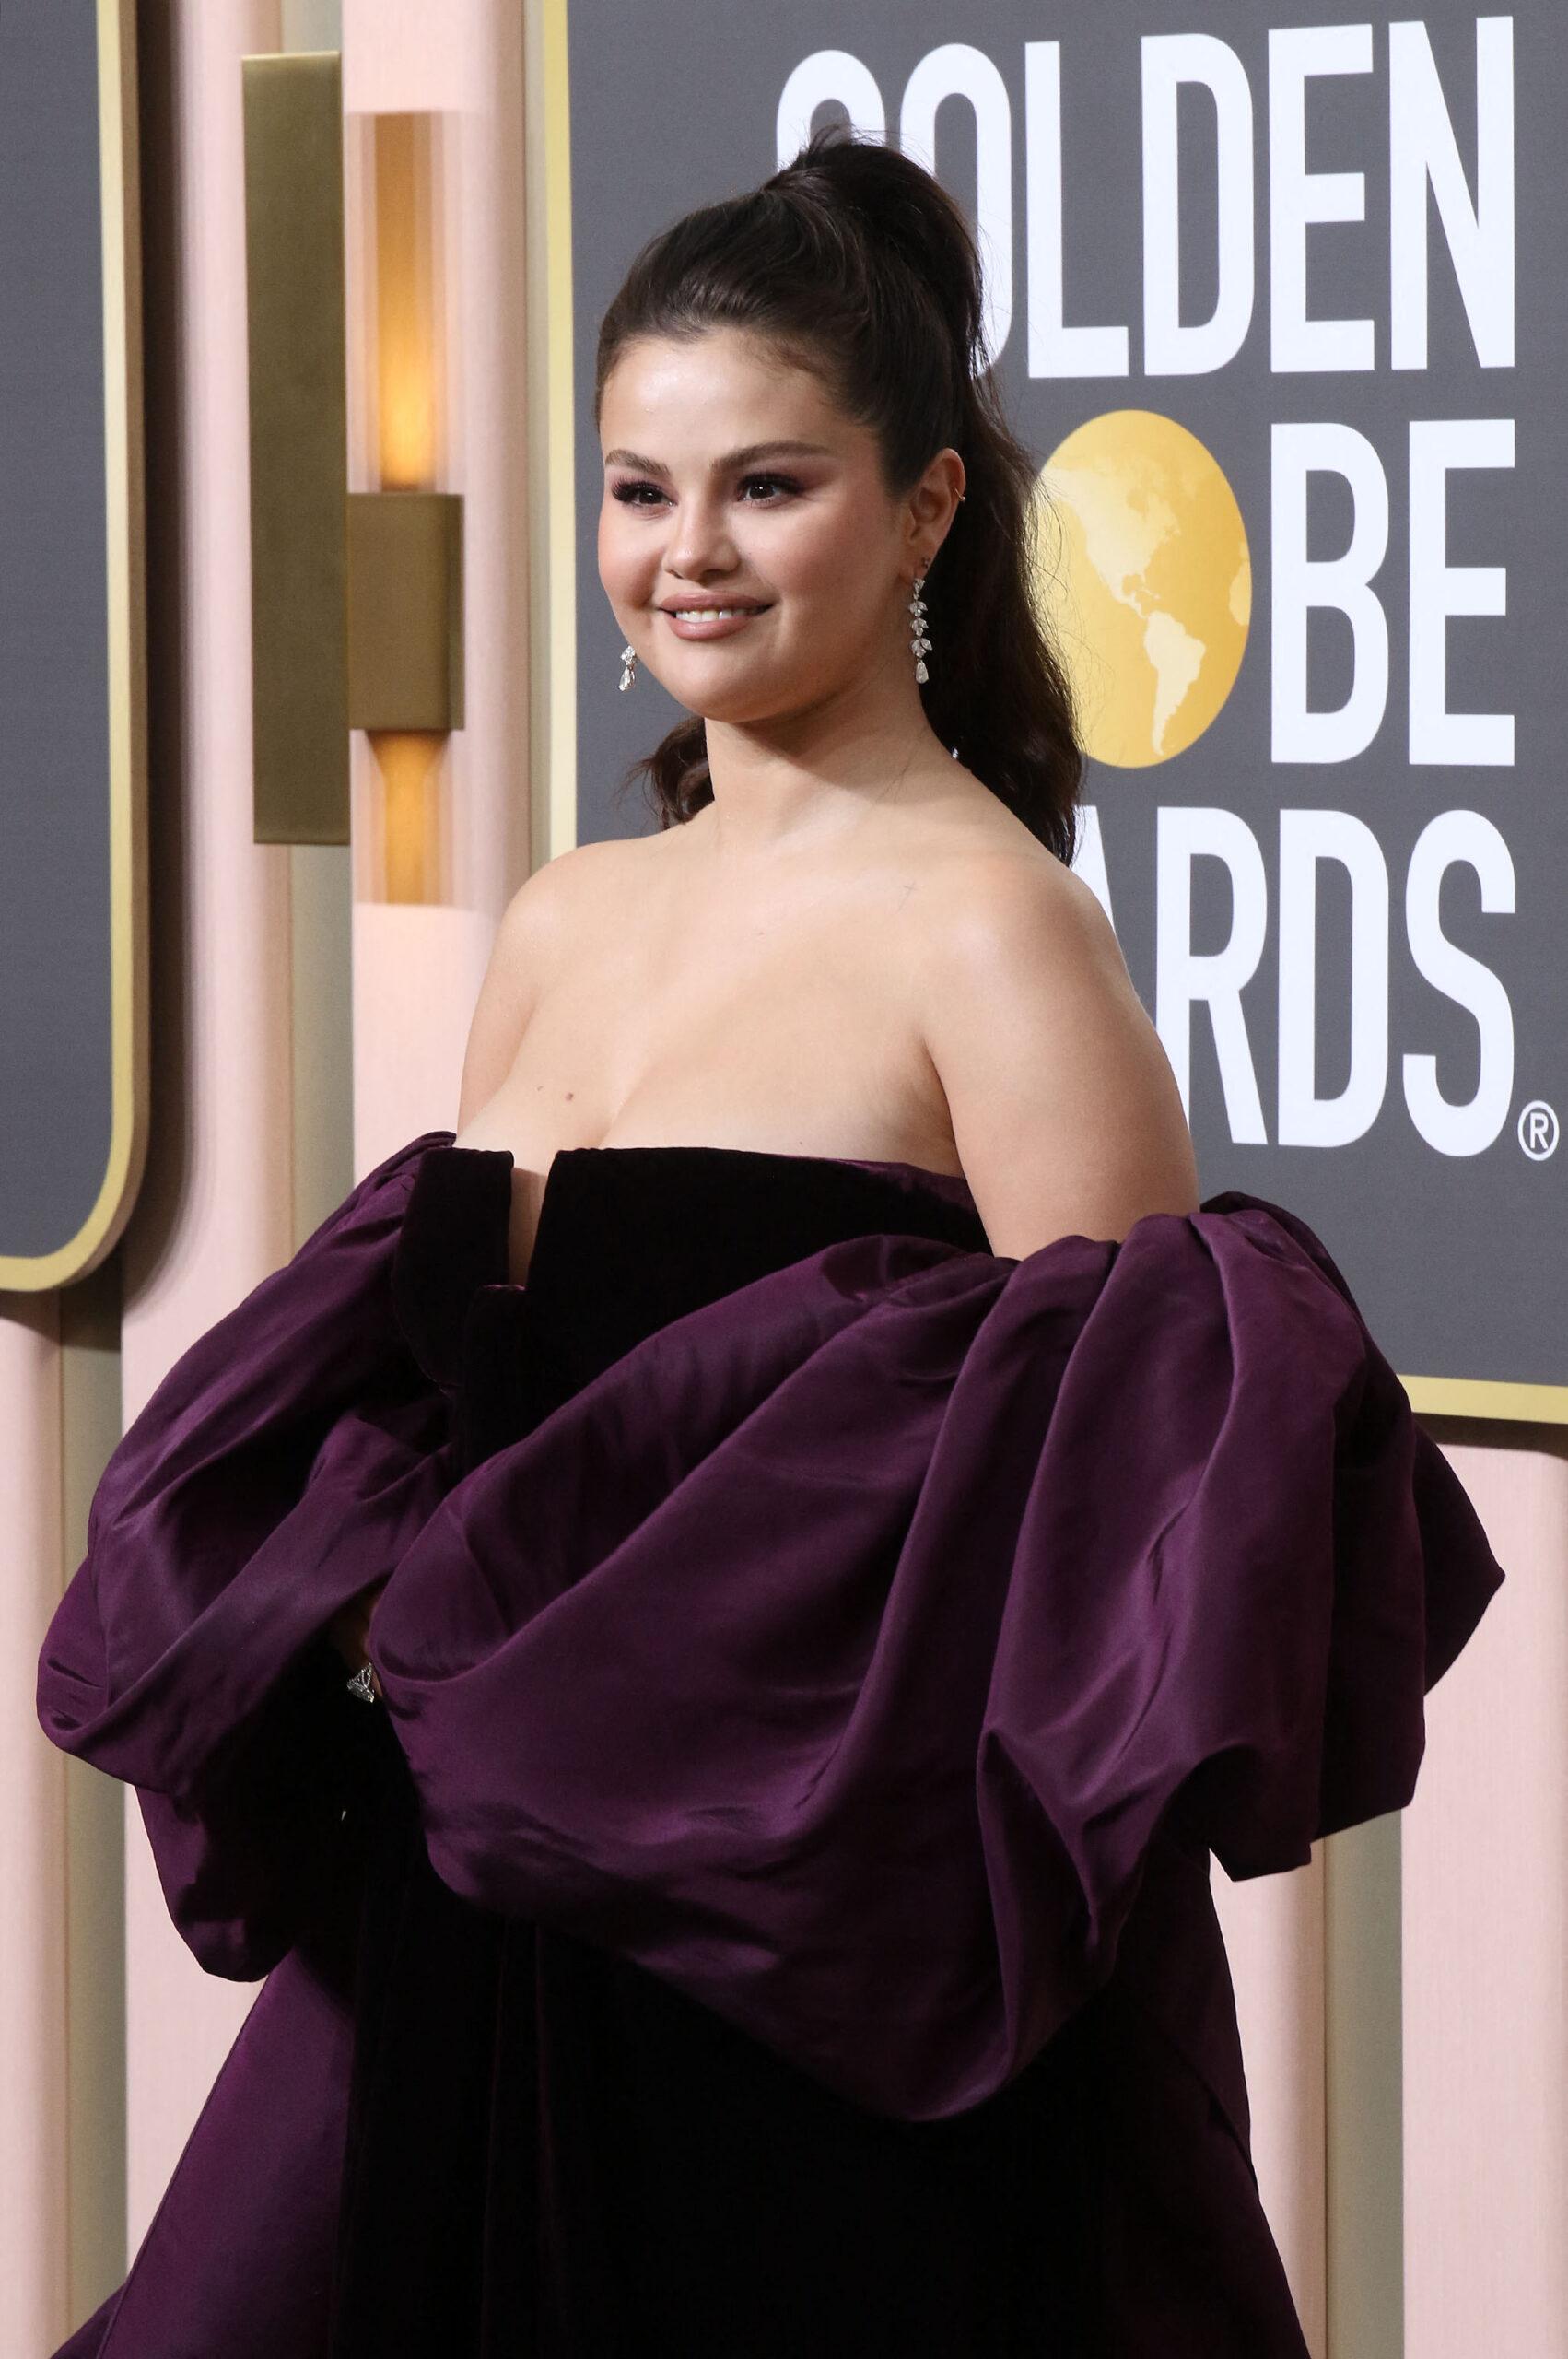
1270,24,1376,372
902,46,1015,368
1408,417,1515,765
1277,810,1390,1144
1141,34,1255,376
1389,17,1515,370
1271,421,1390,762
775,53,887,158
1026,41,1129,377
1155,807,1269,1140
1067,803,1116,925
1403,810,1515,1152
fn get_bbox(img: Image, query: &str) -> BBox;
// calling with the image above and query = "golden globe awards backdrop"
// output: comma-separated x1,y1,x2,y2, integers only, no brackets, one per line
558,4,1561,1415
0,0,144,1292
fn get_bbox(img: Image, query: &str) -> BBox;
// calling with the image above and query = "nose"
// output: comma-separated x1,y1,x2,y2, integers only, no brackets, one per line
662,493,740,581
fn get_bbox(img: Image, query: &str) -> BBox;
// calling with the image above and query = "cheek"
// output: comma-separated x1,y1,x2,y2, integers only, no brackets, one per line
777,510,885,605
598,507,645,592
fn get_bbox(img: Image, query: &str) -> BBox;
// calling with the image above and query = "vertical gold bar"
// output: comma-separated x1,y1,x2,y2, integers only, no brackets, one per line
242,53,349,844
526,0,577,863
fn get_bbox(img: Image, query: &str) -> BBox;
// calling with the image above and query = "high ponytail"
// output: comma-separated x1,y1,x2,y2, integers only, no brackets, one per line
594,123,1083,864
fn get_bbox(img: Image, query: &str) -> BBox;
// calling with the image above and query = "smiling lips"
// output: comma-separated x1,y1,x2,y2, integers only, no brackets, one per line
661,604,771,638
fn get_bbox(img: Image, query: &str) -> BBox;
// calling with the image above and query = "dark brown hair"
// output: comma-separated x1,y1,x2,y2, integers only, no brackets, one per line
594,123,1083,865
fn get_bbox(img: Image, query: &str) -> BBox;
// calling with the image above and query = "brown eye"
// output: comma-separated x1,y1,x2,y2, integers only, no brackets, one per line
609,474,802,508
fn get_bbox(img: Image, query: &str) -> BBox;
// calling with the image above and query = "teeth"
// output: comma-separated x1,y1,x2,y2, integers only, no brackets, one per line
671,607,756,619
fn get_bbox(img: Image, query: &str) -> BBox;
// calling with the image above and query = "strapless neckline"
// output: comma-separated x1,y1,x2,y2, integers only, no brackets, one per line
436,1133,979,1228
539,1141,977,1212
392,1134,989,1400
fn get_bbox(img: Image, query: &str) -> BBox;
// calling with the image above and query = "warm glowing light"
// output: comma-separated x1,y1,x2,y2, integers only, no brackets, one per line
363,113,448,898
374,113,439,488
369,731,445,901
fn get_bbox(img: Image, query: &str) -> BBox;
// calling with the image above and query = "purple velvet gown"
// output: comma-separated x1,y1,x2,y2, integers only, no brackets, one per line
38,1132,1506,2357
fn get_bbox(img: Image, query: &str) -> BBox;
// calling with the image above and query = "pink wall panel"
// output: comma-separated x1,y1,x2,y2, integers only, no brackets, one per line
121,0,290,2248
0,1303,69,2346
1403,1440,1568,2356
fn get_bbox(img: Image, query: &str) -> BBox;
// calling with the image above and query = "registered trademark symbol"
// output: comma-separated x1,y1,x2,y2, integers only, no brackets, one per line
1517,1100,1559,1160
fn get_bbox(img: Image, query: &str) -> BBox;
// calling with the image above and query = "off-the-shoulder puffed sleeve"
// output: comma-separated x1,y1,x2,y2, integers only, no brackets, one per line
369,1187,1505,2122
35,1128,505,1978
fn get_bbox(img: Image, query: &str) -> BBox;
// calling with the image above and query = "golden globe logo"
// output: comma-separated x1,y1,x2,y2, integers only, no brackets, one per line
1036,409,1252,768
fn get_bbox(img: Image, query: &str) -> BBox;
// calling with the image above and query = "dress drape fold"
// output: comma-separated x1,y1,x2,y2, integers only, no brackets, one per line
39,1132,1505,2356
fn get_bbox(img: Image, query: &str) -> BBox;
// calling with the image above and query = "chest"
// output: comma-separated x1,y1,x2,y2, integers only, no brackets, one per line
486,896,945,1173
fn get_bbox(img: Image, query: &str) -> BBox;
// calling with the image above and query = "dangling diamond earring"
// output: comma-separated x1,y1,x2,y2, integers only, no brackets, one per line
617,640,638,692
909,577,930,685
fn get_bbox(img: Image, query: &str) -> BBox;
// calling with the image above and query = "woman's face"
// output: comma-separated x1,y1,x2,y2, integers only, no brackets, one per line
598,328,918,726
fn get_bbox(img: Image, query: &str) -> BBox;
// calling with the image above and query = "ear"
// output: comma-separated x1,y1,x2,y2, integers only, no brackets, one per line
906,445,966,569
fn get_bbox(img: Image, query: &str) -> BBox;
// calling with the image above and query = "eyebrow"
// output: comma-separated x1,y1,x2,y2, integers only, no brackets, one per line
602,440,837,476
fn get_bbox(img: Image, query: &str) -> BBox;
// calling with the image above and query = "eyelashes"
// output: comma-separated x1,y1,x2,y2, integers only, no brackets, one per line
610,474,802,509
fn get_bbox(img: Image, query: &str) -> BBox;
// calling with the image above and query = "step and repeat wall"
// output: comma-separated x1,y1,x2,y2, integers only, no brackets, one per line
557,41,1565,2335
565,3,1562,1422
2,6,1561,2355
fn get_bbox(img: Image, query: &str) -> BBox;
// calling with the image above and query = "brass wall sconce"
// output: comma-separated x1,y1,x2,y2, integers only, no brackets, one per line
242,51,462,847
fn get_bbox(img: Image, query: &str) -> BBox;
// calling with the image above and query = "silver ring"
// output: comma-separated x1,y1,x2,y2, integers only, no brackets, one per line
345,1662,377,1704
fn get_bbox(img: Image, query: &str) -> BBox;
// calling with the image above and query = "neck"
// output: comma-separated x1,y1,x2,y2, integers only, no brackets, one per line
696,679,946,863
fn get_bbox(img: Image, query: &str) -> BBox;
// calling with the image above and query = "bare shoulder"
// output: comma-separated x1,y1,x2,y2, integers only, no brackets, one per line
916,838,1134,1005
456,835,657,1131
914,841,1200,1257
883,766,1112,958
497,833,649,952
487,831,673,995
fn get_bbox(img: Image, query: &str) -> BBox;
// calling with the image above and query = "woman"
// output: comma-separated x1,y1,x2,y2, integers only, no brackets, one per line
41,127,1504,2357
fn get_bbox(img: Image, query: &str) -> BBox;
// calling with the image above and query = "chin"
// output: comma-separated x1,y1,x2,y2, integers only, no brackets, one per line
695,694,790,729
670,675,770,717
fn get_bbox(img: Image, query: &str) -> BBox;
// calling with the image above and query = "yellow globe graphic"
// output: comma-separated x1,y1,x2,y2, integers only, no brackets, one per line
1033,409,1251,769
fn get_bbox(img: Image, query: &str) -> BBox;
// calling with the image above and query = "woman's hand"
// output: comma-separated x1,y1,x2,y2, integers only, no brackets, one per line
325,1577,390,1698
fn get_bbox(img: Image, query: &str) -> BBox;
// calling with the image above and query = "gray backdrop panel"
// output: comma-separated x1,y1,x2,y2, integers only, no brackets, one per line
0,1,114,1252
583,4,1559,1387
